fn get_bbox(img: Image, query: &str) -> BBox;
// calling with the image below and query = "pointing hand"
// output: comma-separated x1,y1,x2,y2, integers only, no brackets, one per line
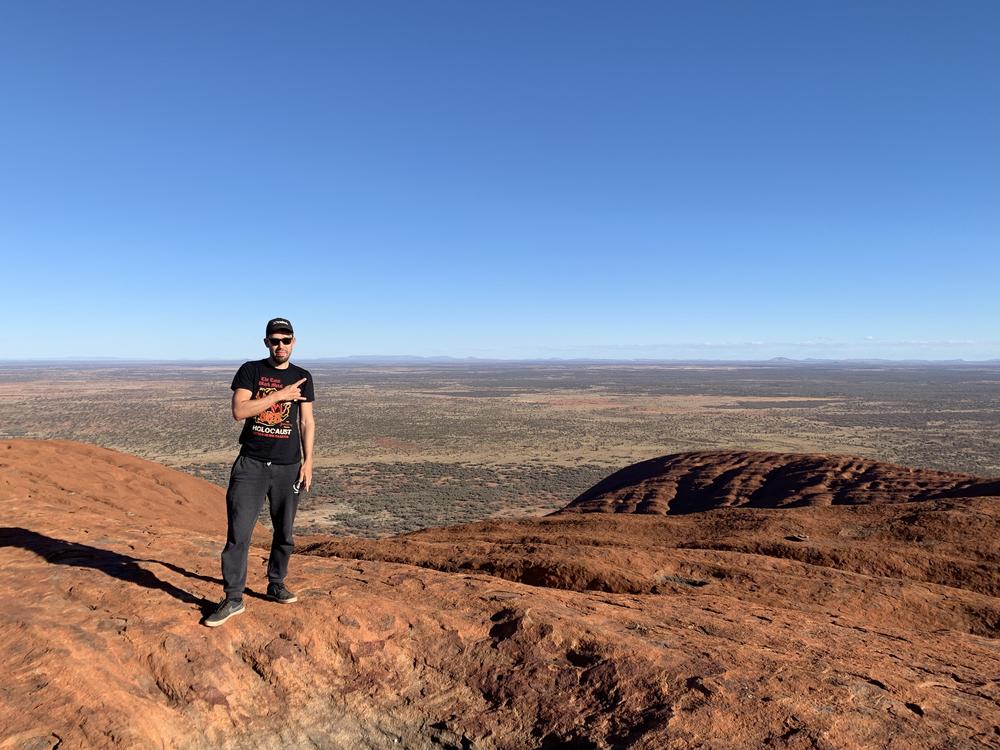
276,378,308,402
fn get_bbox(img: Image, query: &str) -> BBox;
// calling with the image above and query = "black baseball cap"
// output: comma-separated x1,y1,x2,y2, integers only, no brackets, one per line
265,318,294,335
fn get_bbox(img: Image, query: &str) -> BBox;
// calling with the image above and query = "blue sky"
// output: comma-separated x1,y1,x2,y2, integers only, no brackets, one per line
2,2,997,360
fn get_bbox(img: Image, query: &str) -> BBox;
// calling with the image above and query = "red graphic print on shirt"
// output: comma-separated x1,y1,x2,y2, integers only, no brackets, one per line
251,376,293,438
255,387,291,426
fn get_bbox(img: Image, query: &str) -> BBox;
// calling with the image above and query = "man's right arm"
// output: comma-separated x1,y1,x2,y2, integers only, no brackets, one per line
232,388,274,421
231,378,309,421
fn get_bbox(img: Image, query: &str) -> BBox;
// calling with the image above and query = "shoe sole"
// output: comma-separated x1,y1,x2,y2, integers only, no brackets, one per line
204,606,245,627
268,594,298,604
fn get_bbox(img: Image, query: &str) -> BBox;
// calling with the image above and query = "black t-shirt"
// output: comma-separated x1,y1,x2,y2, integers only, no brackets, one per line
231,359,315,464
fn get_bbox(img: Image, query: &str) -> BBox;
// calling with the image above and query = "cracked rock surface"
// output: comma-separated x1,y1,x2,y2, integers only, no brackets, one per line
1,440,998,749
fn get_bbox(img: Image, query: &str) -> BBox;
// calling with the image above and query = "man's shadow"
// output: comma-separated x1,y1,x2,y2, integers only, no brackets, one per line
0,527,266,616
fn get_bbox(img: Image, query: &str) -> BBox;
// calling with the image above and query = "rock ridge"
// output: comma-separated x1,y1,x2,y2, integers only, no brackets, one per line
557,450,996,514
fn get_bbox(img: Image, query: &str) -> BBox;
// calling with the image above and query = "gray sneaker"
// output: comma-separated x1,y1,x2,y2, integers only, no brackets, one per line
267,583,298,604
204,598,245,627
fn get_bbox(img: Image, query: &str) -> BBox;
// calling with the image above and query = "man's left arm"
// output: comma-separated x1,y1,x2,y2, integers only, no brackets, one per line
298,401,315,491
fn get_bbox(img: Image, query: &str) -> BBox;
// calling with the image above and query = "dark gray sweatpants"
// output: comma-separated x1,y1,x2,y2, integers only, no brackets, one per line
221,454,300,600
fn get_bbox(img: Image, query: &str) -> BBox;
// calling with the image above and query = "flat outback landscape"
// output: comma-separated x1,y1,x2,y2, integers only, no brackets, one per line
2,360,998,536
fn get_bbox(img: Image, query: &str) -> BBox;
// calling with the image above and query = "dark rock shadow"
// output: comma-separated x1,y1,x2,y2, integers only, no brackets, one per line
143,558,223,587
134,559,269,602
0,526,221,614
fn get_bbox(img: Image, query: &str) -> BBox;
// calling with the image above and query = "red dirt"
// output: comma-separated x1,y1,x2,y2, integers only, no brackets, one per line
1,440,998,749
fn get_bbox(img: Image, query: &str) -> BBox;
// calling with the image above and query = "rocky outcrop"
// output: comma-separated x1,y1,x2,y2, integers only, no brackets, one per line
1,440,998,749
557,450,992,514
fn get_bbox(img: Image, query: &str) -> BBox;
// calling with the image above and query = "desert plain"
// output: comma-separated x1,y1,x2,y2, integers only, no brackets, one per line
3,360,999,536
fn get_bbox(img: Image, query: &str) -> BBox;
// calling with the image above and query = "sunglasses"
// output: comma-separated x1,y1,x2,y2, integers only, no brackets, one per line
268,336,293,346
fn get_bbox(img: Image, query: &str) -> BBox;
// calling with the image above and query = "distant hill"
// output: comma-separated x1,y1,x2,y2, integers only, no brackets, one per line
557,450,993,514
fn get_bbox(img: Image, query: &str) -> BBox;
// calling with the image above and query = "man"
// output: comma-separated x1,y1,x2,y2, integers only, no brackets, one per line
205,317,316,627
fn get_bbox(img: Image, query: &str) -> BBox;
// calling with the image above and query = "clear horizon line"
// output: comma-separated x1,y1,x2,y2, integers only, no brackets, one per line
2,355,999,364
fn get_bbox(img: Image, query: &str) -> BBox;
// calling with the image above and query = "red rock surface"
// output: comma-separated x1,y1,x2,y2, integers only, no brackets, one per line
558,450,992,514
1,439,998,749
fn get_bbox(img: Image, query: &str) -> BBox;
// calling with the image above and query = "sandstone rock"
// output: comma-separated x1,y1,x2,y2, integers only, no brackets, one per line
1,440,997,749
